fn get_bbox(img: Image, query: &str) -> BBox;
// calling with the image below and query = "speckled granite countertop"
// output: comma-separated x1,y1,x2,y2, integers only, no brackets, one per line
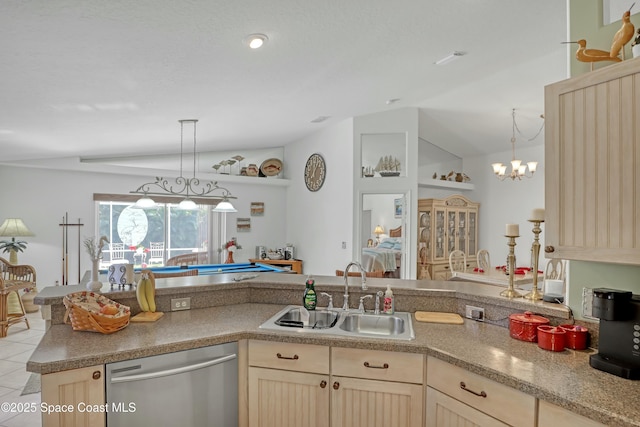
27,301,640,427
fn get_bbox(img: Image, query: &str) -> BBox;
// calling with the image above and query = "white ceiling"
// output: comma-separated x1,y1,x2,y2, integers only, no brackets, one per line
0,1,568,165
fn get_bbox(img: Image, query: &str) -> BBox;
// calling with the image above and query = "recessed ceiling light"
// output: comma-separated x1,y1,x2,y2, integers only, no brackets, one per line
386,98,401,105
310,116,331,123
434,51,465,65
245,33,268,49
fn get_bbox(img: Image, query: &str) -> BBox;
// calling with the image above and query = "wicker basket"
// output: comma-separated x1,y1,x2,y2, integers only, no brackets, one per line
63,291,130,334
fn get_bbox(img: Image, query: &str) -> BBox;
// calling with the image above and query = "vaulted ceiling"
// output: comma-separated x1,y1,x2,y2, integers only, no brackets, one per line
1,1,567,164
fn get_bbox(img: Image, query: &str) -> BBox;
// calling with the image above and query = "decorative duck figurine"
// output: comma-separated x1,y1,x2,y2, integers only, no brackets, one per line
610,3,635,60
564,39,622,71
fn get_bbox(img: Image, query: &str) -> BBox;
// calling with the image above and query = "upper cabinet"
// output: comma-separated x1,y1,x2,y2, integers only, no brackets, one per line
545,59,640,265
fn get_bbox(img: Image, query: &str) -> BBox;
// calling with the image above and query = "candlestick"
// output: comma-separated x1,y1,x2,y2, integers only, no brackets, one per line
505,223,519,237
531,208,545,222
524,219,543,300
500,235,523,298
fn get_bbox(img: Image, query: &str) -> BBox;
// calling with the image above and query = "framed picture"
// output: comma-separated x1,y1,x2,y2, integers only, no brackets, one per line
394,198,403,218
250,202,264,216
236,218,251,232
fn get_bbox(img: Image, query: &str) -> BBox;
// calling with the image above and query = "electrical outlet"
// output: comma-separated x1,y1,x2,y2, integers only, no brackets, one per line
342,242,347,249
171,297,191,311
465,305,485,321
582,287,597,320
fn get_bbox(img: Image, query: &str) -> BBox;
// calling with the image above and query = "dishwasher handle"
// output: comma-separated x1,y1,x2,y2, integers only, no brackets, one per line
110,353,237,384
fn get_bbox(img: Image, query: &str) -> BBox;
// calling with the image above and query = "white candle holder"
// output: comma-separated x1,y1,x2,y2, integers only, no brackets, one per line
524,219,544,300
500,235,523,298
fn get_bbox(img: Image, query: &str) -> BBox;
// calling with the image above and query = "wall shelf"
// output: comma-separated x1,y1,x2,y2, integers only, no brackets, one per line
418,179,474,191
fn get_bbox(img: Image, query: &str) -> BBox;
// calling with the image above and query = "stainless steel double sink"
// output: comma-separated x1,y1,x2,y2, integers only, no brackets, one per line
259,305,415,341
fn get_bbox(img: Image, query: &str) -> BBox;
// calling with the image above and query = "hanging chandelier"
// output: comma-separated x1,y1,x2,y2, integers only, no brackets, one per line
130,119,237,212
491,108,543,181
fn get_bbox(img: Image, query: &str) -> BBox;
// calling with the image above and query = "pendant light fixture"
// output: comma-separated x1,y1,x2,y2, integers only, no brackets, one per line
491,109,543,181
130,119,237,212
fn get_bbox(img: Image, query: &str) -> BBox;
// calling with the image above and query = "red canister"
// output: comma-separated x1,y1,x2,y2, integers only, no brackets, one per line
537,325,566,351
508,311,550,342
559,324,589,350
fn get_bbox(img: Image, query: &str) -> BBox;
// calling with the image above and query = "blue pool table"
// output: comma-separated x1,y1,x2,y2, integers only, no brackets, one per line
138,262,286,276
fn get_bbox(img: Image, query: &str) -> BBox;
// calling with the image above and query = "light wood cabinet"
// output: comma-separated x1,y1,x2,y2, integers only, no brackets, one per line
538,400,606,427
426,357,535,427
41,365,105,427
545,58,640,265
331,347,424,427
248,367,330,427
426,387,509,427
247,340,424,427
418,195,479,279
332,376,423,427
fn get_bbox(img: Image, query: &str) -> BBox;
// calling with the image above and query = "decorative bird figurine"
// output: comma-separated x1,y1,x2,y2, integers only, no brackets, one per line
610,3,635,59
563,39,622,71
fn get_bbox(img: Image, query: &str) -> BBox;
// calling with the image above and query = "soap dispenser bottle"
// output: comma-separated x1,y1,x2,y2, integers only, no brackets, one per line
303,275,317,310
383,285,394,314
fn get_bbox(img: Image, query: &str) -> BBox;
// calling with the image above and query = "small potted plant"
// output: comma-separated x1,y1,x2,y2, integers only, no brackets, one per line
0,238,28,264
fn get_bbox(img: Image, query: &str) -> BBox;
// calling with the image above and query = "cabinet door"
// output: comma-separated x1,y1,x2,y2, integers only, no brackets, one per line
434,208,446,260
538,400,606,427
41,365,105,427
468,210,477,257
426,387,509,427
248,367,329,427
332,376,423,427
545,60,640,265
457,210,467,254
446,210,456,257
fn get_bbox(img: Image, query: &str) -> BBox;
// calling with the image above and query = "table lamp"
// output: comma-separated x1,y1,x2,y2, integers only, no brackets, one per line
374,225,384,245
0,218,35,264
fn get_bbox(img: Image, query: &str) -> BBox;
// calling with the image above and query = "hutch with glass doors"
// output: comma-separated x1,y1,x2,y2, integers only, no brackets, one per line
417,195,479,280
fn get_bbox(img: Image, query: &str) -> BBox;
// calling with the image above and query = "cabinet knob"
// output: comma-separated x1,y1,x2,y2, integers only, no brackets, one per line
333,382,340,390
92,371,101,380
545,246,555,253
320,380,327,388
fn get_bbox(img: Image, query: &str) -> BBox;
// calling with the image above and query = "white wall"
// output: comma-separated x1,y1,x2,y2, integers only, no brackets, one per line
463,144,546,269
0,165,287,288
284,119,354,276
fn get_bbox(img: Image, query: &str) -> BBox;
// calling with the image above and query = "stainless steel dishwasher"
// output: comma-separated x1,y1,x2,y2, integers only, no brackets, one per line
106,341,238,427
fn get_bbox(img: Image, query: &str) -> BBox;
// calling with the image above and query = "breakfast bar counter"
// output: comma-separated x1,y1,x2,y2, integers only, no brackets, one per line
28,275,640,427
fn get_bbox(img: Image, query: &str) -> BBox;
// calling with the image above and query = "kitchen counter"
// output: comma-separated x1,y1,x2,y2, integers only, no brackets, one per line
27,275,639,426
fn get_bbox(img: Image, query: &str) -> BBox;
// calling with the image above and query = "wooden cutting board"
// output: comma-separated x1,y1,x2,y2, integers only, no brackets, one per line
414,311,464,324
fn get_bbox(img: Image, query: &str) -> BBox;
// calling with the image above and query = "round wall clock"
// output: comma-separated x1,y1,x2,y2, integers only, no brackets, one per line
304,153,326,192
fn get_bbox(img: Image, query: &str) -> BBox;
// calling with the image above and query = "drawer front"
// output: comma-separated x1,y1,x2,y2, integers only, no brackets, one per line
427,357,535,427
332,347,424,384
248,340,329,374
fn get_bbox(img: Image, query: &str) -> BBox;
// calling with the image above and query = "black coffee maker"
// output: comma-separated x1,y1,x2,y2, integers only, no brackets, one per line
589,288,640,380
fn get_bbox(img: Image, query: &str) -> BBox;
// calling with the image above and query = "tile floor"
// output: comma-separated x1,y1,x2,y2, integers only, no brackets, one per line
0,311,46,427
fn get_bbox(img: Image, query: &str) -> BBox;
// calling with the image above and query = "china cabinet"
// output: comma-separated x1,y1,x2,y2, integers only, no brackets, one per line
417,195,479,279
545,58,640,265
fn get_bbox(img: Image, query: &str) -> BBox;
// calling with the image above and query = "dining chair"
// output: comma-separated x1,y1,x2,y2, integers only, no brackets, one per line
148,242,165,265
476,249,491,272
449,250,467,274
544,259,565,281
110,243,128,265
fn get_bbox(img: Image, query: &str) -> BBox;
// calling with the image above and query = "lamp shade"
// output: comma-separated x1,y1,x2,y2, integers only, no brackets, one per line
0,218,34,237
374,225,384,235
213,199,237,213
